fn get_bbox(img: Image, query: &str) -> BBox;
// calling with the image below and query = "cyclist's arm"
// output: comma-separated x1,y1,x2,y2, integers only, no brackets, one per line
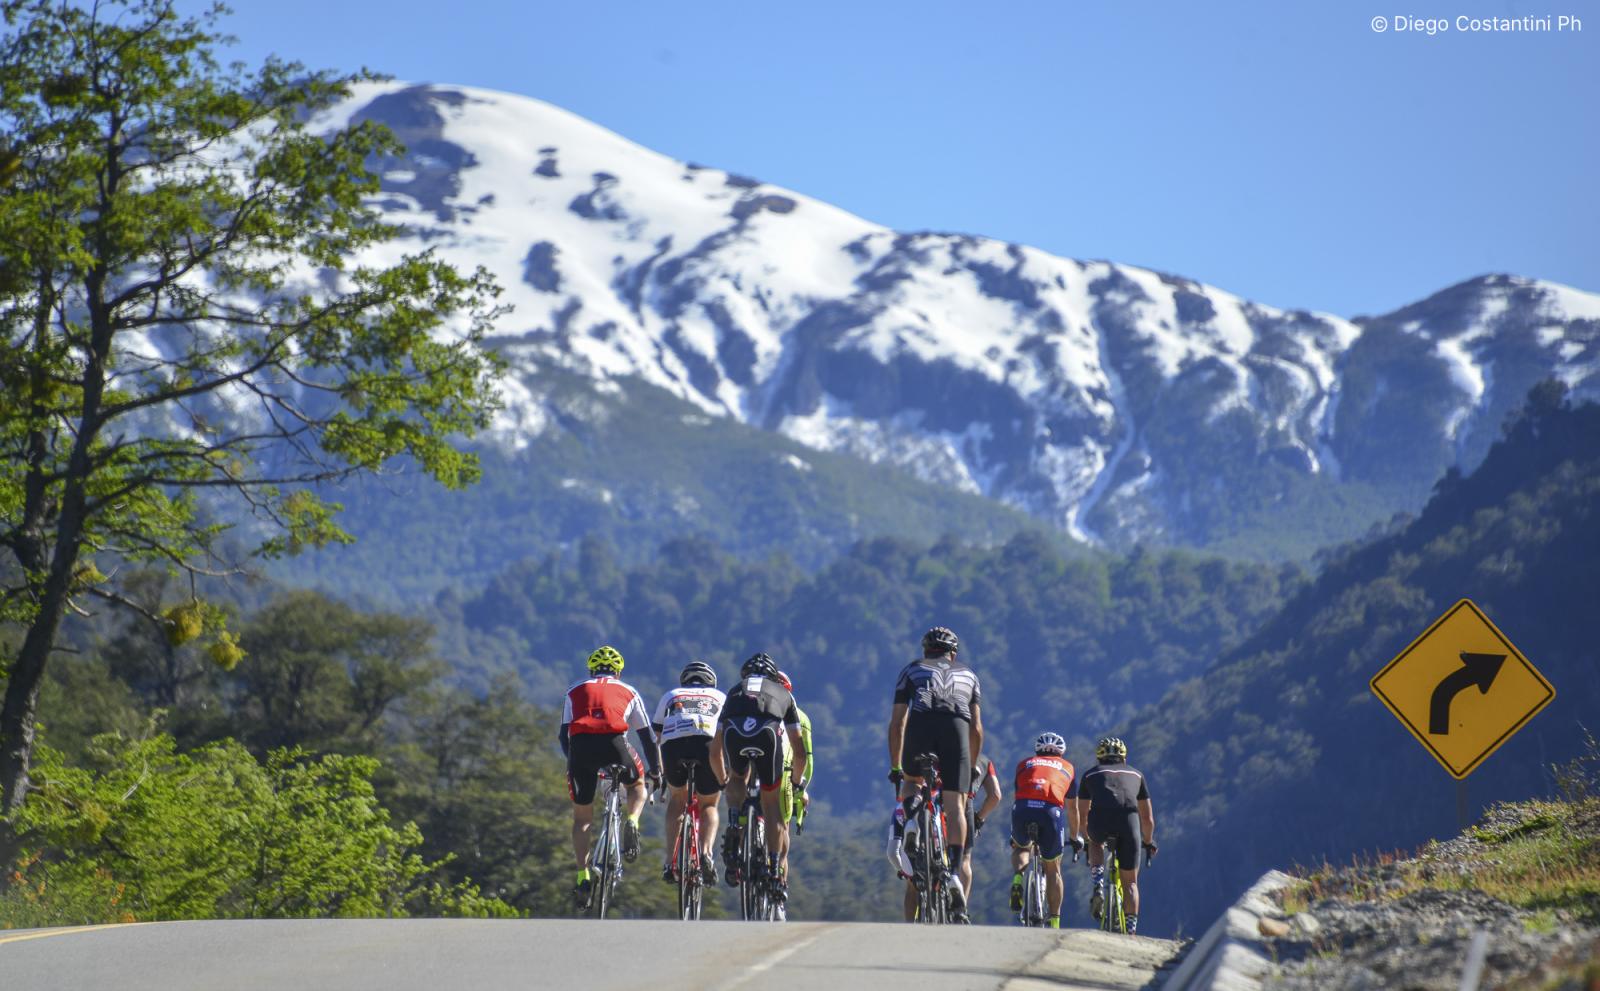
976,767,1002,822
786,721,808,787
559,691,573,757
709,724,728,783
967,702,984,772
1138,797,1155,845
887,702,909,769
797,710,814,789
1073,797,1091,835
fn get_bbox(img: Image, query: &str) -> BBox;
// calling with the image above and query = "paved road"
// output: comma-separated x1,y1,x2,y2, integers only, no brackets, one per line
0,919,1182,990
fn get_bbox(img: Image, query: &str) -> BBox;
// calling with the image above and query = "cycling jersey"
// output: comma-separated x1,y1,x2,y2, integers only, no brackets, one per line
719,674,801,731
1013,754,1077,806
893,657,981,722
652,686,726,741
562,675,650,736
1077,762,1149,813
780,706,814,823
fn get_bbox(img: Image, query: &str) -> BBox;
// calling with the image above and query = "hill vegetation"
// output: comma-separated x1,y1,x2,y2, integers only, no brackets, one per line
1128,382,1600,933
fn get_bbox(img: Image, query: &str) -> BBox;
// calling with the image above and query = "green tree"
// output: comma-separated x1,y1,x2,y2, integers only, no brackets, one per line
0,732,439,925
230,590,442,755
0,0,504,822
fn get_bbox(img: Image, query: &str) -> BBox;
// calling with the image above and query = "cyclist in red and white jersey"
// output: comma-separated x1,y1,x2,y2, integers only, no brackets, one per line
651,660,726,885
560,645,661,909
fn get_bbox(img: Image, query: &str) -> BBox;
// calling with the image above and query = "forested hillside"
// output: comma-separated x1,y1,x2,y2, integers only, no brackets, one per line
5,506,1301,925
1127,383,1600,933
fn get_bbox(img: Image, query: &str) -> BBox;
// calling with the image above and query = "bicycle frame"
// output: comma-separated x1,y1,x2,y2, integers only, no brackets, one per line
671,759,704,920
1098,838,1127,934
733,754,776,921
903,754,952,925
1019,824,1048,927
588,764,628,919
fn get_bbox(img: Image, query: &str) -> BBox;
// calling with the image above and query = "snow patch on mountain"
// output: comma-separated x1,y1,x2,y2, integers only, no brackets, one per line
307,82,1600,548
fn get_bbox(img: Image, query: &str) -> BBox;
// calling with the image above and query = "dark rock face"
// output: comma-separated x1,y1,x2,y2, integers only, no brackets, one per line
351,86,479,222
523,241,562,292
569,172,628,221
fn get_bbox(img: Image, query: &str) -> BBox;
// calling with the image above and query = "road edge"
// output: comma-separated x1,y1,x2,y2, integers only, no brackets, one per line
1157,869,1294,990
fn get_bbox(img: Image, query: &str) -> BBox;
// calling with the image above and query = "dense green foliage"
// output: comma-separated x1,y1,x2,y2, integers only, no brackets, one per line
1126,385,1600,933
441,529,1302,807
1,735,438,925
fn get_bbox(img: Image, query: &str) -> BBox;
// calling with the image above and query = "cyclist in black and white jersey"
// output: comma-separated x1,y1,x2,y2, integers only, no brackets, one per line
887,625,984,922
1073,736,1157,935
651,661,726,885
710,652,807,901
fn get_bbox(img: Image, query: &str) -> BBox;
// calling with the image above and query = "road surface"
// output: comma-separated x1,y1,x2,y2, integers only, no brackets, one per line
0,919,1183,990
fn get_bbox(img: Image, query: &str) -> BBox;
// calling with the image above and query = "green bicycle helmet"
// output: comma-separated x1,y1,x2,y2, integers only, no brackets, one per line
587,645,625,674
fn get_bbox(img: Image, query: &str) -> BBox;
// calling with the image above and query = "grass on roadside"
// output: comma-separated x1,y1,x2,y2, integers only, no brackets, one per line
1281,798,1600,924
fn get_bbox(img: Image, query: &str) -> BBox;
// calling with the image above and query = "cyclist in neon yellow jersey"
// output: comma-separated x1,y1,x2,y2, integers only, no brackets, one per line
776,671,812,878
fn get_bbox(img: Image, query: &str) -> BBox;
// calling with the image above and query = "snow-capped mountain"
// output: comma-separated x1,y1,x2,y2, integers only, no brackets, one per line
311,82,1600,548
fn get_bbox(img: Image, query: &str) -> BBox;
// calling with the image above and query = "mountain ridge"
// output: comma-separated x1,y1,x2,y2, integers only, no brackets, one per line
286,81,1600,554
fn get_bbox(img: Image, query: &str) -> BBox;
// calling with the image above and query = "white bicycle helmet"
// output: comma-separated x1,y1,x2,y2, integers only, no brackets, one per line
1033,731,1067,755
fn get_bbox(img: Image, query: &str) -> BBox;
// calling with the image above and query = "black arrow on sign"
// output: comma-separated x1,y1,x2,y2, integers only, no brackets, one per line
1428,652,1507,735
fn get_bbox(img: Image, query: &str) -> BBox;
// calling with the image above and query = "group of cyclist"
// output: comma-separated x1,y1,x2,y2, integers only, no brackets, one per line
558,625,1156,930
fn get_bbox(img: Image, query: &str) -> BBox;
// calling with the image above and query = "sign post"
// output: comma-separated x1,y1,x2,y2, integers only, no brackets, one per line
1370,599,1554,783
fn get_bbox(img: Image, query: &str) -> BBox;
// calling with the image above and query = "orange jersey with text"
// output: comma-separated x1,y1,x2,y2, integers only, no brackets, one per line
1013,754,1077,806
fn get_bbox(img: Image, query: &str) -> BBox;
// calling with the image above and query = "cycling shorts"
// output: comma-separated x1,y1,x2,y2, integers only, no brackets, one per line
661,736,722,796
1010,800,1065,860
566,732,643,806
1088,810,1143,868
903,713,970,793
723,719,785,791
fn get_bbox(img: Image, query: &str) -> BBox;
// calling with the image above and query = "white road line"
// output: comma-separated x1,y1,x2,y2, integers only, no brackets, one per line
714,928,829,991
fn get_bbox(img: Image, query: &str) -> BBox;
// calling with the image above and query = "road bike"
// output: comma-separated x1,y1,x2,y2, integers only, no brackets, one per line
900,752,961,924
668,758,709,920
1016,823,1049,927
584,763,632,919
730,750,784,921
1092,834,1153,934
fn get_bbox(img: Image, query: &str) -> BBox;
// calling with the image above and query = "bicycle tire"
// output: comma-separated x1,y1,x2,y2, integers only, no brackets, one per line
1022,852,1045,926
676,808,697,920
1105,848,1126,934
591,785,617,920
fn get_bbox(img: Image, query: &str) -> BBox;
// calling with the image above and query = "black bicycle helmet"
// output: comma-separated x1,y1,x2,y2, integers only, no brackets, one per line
680,661,717,687
741,652,779,679
922,626,960,656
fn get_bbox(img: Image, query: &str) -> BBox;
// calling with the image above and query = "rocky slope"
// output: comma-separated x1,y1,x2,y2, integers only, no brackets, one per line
1265,799,1600,990
285,81,1600,554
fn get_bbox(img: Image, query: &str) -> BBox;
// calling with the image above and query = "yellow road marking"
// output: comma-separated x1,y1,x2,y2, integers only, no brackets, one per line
0,923,134,946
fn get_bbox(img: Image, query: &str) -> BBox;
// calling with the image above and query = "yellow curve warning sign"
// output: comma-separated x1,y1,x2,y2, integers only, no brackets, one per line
1370,599,1554,779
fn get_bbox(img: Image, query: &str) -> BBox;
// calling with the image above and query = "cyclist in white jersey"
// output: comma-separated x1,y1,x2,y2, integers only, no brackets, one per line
651,661,727,884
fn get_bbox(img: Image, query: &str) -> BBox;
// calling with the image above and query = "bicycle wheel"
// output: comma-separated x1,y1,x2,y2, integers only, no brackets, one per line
1022,857,1043,926
676,809,697,920
591,786,617,919
919,799,943,924
740,802,763,920
1106,851,1125,934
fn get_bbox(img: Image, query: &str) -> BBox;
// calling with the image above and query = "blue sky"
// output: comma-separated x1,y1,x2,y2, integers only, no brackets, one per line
212,0,1596,316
